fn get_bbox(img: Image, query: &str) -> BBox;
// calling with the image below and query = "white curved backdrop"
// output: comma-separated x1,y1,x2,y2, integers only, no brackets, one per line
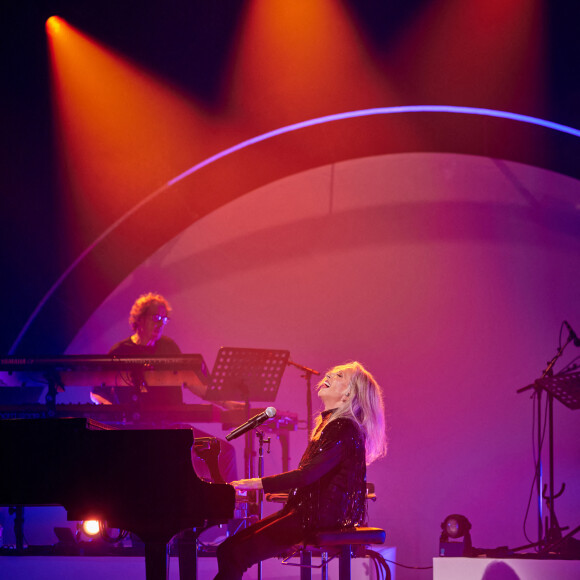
63,151,580,577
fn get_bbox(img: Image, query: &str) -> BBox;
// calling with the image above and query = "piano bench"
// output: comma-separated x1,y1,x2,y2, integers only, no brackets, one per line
282,526,387,580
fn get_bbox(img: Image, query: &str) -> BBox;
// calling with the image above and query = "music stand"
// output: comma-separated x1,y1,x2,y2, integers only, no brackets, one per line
205,347,290,403
537,371,580,410
522,369,580,555
206,346,289,480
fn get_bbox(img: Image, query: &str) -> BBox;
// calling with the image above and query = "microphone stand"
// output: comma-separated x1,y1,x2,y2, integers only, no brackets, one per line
287,360,320,439
255,429,271,580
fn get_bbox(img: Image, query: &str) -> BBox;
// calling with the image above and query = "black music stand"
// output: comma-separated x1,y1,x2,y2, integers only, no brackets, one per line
519,368,580,556
535,371,580,556
537,371,580,410
205,346,289,479
205,347,289,403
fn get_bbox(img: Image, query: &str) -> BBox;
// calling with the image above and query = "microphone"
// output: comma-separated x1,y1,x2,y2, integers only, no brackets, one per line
564,321,580,347
225,407,276,441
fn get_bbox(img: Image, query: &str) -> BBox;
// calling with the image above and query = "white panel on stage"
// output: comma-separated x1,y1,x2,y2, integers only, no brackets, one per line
433,557,580,580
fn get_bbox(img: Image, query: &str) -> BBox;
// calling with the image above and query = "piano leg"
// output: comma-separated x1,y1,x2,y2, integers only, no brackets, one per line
177,529,199,580
144,539,169,580
10,505,25,553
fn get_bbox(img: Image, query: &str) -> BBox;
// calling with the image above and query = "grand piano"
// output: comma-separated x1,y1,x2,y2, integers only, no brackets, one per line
0,354,237,580
0,418,235,580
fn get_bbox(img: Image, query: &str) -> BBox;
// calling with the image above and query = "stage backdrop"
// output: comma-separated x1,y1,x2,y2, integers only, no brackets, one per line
10,151,580,579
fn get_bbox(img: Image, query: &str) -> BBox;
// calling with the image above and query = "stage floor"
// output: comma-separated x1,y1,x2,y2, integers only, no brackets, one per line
0,548,397,580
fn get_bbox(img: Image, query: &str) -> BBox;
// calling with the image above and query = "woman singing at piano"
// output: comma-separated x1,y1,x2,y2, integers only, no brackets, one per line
214,361,388,580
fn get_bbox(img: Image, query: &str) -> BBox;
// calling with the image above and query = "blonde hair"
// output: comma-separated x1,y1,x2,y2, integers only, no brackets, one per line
129,293,172,330
313,361,387,465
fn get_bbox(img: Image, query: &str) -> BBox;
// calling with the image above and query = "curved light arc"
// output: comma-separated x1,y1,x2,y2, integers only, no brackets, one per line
167,105,580,187
9,106,580,353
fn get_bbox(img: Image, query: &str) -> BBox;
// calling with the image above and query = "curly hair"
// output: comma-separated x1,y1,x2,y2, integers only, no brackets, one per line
128,293,172,330
314,361,387,465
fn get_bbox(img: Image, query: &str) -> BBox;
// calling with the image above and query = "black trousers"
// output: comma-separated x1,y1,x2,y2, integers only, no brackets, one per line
214,509,305,580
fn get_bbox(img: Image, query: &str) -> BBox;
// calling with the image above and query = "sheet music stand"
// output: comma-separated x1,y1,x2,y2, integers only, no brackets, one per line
205,347,290,403
532,370,580,555
537,371,580,410
205,346,289,482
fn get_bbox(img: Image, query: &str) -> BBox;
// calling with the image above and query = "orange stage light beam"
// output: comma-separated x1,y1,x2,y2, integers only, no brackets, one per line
392,0,546,116
220,0,421,180
224,0,401,125
46,16,216,256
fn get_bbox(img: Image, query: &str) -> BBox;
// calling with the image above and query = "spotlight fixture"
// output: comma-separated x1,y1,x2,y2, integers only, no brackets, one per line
439,514,472,557
79,519,129,545
81,520,101,537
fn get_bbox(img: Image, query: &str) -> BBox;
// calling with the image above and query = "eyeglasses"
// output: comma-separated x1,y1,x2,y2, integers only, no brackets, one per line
150,314,170,325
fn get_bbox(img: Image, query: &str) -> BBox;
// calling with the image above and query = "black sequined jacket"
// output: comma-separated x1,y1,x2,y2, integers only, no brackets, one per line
261,411,367,530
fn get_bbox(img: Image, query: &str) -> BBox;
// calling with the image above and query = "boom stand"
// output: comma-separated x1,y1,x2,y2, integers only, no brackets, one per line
255,429,271,580
517,334,580,553
287,359,320,439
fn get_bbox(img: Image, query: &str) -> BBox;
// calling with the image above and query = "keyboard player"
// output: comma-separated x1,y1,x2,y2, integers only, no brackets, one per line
90,292,238,483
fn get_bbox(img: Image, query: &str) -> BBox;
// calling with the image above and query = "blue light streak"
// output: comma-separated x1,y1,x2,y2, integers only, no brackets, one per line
167,106,580,188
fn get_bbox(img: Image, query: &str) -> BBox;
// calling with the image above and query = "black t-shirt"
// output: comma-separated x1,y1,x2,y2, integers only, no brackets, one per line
108,335,182,356
91,336,182,404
